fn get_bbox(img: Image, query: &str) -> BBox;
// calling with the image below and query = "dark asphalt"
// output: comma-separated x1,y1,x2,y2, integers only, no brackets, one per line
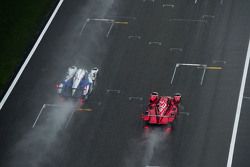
1,0,250,166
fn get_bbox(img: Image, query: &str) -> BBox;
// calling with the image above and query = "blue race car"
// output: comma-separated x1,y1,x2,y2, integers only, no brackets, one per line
57,66,98,105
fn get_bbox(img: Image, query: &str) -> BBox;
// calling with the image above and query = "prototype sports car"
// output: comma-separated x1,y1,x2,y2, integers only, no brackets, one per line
142,92,181,132
56,66,98,105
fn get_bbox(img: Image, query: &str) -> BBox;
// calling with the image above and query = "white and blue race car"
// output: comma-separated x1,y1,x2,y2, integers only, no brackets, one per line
56,66,98,105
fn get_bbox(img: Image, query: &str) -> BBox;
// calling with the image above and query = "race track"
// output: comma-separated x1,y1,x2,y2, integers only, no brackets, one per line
1,0,250,166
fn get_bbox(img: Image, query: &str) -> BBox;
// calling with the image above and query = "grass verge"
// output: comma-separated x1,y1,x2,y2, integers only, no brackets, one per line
0,0,57,96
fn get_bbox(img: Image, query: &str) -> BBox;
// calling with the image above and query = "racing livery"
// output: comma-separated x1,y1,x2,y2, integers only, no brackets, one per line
142,92,181,131
56,66,98,105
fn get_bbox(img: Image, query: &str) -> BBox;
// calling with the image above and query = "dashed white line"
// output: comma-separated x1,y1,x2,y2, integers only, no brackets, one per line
143,0,156,2
106,89,121,94
213,60,227,64
202,15,215,19
227,39,250,167
0,0,64,111
243,96,250,100
162,4,175,8
169,48,183,52
128,35,141,40
148,41,162,46
128,96,143,101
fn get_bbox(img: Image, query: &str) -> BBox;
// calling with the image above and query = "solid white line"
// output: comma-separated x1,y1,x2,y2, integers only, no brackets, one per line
227,39,250,167
32,104,46,128
0,0,64,111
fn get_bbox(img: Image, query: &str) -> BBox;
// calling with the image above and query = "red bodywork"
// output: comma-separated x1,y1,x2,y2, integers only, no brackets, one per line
142,93,181,128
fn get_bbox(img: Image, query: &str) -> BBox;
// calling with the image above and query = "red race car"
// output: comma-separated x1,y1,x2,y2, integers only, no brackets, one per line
142,92,181,132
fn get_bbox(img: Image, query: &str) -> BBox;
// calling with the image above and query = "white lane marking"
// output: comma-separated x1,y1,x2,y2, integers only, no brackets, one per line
80,18,113,35
89,18,114,22
171,64,178,84
243,96,250,100
45,103,62,107
169,48,183,52
106,89,121,94
65,110,75,129
80,18,90,35
162,4,175,8
128,35,141,40
169,18,207,23
143,0,156,2
32,104,63,128
178,63,206,67
0,0,64,111
106,22,115,38
202,15,215,19
227,39,250,167
200,66,207,85
195,0,198,4
32,104,46,128
80,18,128,36
179,111,190,116
128,96,143,101
148,41,162,46
33,103,77,128
213,60,227,64
171,63,207,85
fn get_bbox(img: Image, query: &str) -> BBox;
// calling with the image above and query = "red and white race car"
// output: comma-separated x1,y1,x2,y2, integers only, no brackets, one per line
142,92,181,132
